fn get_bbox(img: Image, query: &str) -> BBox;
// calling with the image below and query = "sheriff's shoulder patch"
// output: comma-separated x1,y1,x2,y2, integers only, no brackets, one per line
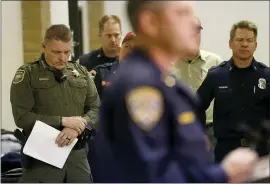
125,86,164,131
13,69,25,84
178,111,195,125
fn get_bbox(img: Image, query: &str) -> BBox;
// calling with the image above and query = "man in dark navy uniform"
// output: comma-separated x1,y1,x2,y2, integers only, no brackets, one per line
197,20,270,163
86,32,135,182
79,15,122,97
93,32,136,92
93,1,258,183
79,15,121,71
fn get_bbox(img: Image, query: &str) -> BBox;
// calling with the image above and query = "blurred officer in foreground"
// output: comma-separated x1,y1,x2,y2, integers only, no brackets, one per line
93,1,258,183
197,20,270,163
10,24,100,182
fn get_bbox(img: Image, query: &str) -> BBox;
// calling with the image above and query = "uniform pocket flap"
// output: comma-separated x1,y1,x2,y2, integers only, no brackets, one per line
69,78,87,88
32,81,58,89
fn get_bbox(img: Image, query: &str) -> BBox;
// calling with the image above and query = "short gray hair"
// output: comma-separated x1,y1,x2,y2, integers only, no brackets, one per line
43,24,72,44
230,20,258,40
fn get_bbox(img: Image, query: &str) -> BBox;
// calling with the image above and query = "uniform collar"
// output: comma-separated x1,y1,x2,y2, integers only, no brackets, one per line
184,50,207,64
228,57,258,72
38,53,67,71
97,48,104,58
199,50,207,61
98,47,119,59
39,53,49,70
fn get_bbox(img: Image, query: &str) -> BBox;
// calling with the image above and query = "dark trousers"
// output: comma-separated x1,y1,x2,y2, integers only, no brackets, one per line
214,138,269,163
87,138,96,182
214,139,240,163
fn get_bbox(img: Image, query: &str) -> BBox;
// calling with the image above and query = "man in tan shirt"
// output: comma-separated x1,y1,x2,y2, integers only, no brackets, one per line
172,17,223,153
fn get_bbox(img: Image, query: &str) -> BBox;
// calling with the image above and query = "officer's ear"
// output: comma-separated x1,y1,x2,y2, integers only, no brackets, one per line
254,41,257,50
42,43,46,49
229,40,233,49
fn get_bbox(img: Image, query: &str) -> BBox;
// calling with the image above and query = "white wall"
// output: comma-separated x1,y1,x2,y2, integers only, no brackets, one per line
2,1,24,131
50,1,72,58
194,1,269,66
104,1,132,43
104,1,269,66
50,1,89,54
50,1,69,26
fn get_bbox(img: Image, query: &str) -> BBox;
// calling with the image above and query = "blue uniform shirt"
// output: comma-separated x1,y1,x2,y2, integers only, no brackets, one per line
79,48,118,71
197,58,270,162
197,58,270,139
92,61,119,98
93,48,228,183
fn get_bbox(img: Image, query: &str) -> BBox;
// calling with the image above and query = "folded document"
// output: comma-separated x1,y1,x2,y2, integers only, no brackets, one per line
23,121,78,169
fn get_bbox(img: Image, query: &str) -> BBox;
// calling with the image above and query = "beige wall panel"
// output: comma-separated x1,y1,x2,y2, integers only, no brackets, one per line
22,1,51,62
88,1,104,51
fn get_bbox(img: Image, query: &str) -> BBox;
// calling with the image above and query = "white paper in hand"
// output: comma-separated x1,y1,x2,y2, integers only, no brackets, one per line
23,121,78,169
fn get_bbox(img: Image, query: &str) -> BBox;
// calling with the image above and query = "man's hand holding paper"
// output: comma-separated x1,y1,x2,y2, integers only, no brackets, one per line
56,127,79,147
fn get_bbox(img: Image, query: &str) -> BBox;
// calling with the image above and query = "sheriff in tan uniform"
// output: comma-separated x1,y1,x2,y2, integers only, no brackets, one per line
10,24,100,183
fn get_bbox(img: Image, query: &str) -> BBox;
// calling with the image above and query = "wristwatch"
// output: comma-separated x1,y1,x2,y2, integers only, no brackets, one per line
81,118,87,127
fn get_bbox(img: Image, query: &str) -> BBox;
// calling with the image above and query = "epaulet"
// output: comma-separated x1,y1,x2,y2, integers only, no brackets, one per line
218,61,227,67
70,60,88,74
94,62,115,69
208,61,226,72
82,49,100,59
28,60,39,65
68,60,77,63
257,62,268,68
20,59,39,68
70,59,81,67
15,62,33,73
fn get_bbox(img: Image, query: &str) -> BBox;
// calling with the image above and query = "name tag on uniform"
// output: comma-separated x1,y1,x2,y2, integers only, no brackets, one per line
219,86,228,89
39,78,49,81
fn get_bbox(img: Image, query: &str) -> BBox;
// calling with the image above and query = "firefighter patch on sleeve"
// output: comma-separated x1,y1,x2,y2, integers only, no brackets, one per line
178,111,195,125
12,69,25,84
125,86,164,131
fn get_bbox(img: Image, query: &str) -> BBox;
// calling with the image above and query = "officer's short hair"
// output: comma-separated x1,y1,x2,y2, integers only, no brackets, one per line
99,15,122,34
126,0,165,33
230,20,258,40
43,24,72,44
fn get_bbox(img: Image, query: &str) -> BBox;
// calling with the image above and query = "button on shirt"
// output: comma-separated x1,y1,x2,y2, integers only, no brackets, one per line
197,58,270,138
172,50,223,124
231,66,255,121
